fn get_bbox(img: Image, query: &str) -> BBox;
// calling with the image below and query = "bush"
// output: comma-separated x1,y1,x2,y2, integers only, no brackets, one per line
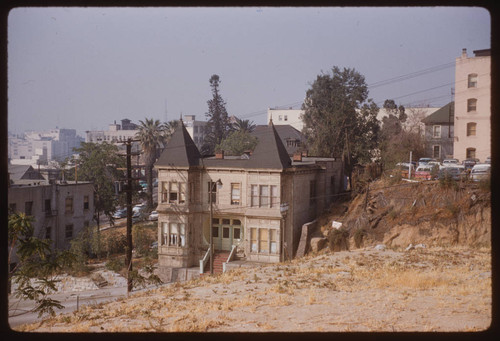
353,228,366,248
105,257,124,273
327,228,349,252
132,223,157,258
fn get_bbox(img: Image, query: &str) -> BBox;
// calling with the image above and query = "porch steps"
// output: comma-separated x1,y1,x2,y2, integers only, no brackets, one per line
202,251,230,275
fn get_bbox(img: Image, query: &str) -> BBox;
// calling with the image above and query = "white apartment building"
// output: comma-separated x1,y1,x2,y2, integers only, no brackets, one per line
267,108,304,132
453,48,491,162
182,115,208,149
9,128,84,164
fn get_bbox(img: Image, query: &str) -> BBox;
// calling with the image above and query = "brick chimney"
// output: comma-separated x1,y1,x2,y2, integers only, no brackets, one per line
215,150,224,159
293,151,302,162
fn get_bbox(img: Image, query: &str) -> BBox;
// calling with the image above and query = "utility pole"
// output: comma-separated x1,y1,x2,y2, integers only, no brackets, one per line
126,139,133,294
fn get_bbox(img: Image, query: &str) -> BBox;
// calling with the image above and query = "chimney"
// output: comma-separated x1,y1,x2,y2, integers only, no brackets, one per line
216,150,224,159
462,48,467,58
293,151,302,162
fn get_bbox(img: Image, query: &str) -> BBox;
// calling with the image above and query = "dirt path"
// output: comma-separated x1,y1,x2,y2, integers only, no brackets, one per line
15,246,491,332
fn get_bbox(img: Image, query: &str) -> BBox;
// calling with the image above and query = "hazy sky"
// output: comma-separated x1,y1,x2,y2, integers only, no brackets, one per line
8,7,491,137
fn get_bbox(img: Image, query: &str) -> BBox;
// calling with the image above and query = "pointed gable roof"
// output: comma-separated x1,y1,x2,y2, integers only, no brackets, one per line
246,119,291,169
155,120,201,168
422,102,454,125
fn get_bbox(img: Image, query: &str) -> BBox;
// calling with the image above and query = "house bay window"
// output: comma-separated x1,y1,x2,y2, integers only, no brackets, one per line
251,185,259,207
250,227,279,254
251,228,258,252
270,185,279,207
251,184,279,208
270,229,277,253
259,229,269,253
260,186,269,206
162,222,186,247
161,181,186,204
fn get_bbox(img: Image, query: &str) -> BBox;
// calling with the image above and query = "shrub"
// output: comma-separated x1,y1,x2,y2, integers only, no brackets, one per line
105,257,124,273
353,228,366,248
327,228,349,252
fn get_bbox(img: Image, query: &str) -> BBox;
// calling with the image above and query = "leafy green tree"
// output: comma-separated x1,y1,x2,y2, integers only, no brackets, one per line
136,118,167,210
8,212,75,317
379,99,425,169
215,130,258,156
302,66,380,180
231,117,256,133
201,74,231,155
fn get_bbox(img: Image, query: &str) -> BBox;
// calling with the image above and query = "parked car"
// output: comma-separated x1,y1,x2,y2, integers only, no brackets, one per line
112,208,127,219
132,210,144,223
133,203,146,214
396,162,415,178
462,158,479,170
415,164,437,180
442,158,460,166
417,158,437,167
438,165,466,181
148,211,159,221
471,164,491,182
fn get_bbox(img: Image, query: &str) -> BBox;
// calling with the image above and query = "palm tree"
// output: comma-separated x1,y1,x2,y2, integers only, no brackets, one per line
232,117,256,133
136,118,167,210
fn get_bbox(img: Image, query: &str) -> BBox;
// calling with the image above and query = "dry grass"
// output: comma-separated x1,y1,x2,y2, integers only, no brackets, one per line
16,246,491,332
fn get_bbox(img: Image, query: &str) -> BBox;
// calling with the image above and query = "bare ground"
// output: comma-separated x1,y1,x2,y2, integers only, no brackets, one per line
16,245,491,332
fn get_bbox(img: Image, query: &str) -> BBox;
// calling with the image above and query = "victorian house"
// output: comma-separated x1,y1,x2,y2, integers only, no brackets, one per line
154,120,343,282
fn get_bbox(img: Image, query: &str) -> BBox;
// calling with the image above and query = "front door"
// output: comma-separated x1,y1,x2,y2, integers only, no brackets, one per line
212,218,243,251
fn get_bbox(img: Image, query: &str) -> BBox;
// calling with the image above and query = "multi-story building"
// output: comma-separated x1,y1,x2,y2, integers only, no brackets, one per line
267,108,304,132
182,115,208,150
422,102,455,160
85,119,139,145
8,128,84,164
154,119,343,282
8,168,95,266
453,48,491,162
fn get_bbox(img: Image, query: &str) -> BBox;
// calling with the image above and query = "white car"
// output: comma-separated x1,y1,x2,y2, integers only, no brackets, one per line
148,211,159,221
442,159,459,166
471,164,491,182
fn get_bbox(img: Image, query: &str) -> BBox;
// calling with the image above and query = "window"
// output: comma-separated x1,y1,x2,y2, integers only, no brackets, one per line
222,218,230,225
251,228,258,252
180,224,186,247
162,182,169,202
179,183,186,204
433,145,441,159
271,185,279,207
251,185,259,207
45,226,51,240
44,199,51,215
468,73,478,88
284,115,288,121
270,229,278,254
212,226,219,238
432,125,441,138
467,98,477,112
310,180,317,206
162,222,186,247
234,227,241,240
259,229,269,253
467,122,477,136
162,223,168,245
223,227,230,238
25,201,33,216
65,225,73,239
65,197,73,213
260,185,269,207
231,183,241,205
466,148,476,159
278,115,283,121
83,196,89,210
208,182,217,203
169,182,178,203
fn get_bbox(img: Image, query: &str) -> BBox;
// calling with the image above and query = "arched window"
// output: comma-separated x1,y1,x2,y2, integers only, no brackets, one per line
466,122,477,136
467,98,477,112
466,148,476,159
468,73,478,88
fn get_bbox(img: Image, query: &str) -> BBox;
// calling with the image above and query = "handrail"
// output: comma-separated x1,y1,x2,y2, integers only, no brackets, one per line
222,245,237,273
199,246,211,274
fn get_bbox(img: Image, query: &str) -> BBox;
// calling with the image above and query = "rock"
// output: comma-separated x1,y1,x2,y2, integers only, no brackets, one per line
374,244,386,251
310,237,328,253
331,221,343,230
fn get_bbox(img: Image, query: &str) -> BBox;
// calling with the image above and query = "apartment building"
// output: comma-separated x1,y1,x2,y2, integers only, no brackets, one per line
182,115,208,150
453,48,491,162
422,102,455,160
154,120,343,281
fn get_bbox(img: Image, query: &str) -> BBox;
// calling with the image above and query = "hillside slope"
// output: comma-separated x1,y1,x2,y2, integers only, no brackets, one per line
318,178,490,250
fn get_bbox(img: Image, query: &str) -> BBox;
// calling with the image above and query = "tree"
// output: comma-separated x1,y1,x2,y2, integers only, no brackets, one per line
136,118,167,210
379,100,425,169
69,142,125,257
201,74,231,155
8,212,74,317
215,130,258,156
231,117,256,133
302,66,380,178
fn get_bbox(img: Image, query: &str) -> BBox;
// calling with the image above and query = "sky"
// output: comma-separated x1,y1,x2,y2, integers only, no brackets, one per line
7,6,491,137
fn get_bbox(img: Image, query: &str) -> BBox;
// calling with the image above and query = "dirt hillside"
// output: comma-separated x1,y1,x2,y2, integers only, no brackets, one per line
317,178,491,250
